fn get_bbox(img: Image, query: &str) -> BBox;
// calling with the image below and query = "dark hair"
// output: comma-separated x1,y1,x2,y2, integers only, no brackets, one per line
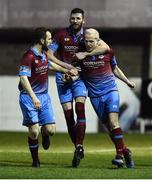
70,8,85,18
33,27,51,44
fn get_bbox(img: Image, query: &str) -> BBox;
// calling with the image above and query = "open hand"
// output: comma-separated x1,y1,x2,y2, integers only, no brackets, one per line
75,52,87,60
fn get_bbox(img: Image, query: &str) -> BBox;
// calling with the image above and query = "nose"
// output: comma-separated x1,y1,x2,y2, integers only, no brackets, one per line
73,18,77,23
86,42,91,46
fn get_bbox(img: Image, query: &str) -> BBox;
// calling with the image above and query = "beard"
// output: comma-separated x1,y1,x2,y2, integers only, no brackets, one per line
42,43,48,51
71,22,83,33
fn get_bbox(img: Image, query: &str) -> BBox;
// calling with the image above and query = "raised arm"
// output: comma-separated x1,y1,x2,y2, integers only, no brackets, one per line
76,39,110,60
87,39,110,56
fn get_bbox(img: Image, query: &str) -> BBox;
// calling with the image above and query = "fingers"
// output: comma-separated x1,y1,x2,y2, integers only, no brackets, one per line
62,74,73,83
76,67,82,72
32,96,41,109
34,101,41,109
69,69,78,76
128,82,136,89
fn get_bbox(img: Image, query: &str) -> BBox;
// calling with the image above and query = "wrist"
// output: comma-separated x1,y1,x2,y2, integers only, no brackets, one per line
85,52,90,56
31,95,37,101
126,80,131,86
64,69,69,74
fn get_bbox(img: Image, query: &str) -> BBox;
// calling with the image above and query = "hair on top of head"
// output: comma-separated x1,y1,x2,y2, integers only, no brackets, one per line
85,28,100,39
33,27,51,44
70,8,85,17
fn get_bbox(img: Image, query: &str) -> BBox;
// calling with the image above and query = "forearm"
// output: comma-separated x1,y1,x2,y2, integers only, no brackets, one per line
86,39,110,56
49,61,69,73
47,50,73,69
113,66,130,85
20,76,37,99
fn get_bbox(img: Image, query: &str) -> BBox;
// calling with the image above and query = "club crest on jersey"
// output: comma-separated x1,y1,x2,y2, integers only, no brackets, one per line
98,55,104,59
64,38,70,41
35,59,39,64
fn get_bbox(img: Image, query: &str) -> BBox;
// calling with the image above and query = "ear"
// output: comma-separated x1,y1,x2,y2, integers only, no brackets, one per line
82,20,85,24
40,38,44,44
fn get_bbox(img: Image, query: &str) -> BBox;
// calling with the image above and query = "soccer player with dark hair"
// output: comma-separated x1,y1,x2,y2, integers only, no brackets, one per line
18,27,78,168
48,8,110,168
77,28,135,168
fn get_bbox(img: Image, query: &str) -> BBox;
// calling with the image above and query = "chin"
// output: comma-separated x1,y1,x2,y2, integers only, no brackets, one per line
73,25,81,31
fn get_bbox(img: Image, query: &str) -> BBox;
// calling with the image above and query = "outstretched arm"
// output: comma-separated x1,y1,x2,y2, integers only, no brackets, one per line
47,49,74,70
113,65,135,89
76,39,110,60
49,61,78,76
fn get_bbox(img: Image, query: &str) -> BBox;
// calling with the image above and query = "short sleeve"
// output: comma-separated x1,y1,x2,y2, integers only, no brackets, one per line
48,41,59,52
110,56,117,69
19,53,33,77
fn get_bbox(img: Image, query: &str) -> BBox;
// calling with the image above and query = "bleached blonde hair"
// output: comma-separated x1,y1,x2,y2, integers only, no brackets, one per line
85,28,100,40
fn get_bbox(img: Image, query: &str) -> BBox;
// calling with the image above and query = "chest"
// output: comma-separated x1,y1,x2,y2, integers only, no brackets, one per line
60,33,84,52
32,57,48,74
83,54,111,69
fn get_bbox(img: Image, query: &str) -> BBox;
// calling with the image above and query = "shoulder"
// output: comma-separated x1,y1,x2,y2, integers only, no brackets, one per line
22,49,35,61
54,28,68,37
53,28,68,42
108,48,114,57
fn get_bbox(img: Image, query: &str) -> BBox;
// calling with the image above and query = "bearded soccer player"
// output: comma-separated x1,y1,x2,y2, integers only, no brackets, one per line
18,27,78,168
78,28,135,168
48,8,110,168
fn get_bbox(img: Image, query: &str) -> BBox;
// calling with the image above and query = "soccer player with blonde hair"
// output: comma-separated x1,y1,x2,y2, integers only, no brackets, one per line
79,28,135,168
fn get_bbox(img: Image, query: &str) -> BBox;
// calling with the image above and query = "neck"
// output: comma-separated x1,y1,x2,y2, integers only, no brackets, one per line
70,26,82,35
33,44,42,54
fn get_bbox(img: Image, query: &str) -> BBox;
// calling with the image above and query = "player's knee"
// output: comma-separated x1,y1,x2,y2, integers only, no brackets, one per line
28,124,39,139
62,102,72,111
45,124,56,136
29,128,39,139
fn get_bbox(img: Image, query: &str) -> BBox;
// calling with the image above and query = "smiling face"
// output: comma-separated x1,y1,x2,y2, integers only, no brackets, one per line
69,13,84,31
45,31,52,47
85,29,100,52
41,31,52,48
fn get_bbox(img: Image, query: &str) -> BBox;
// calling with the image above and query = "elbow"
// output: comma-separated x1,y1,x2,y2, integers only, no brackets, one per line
20,76,27,84
105,45,110,52
47,50,54,59
101,46,110,54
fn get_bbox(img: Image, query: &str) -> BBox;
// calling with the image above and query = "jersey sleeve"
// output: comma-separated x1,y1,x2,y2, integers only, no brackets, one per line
48,30,62,52
18,53,33,77
110,56,117,69
48,41,59,52
108,48,117,69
